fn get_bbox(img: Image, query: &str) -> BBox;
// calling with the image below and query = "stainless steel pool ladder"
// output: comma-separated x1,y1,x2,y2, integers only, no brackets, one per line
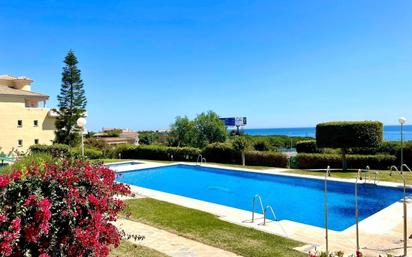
251,194,265,223
402,164,412,173
326,168,331,177
263,205,288,237
362,166,378,184
196,155,207,166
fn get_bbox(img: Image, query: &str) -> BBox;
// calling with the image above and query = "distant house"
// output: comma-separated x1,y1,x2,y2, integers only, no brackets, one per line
94,128,139,145
0,75,56,153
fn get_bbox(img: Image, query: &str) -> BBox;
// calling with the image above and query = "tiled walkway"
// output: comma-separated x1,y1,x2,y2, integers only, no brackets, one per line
115,218,242,257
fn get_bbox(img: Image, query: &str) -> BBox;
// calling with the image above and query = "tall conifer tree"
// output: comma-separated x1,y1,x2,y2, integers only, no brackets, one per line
55,50,87,146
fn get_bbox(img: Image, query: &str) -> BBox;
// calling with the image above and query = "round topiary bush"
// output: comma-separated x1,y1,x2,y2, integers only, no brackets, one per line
316,121,383,170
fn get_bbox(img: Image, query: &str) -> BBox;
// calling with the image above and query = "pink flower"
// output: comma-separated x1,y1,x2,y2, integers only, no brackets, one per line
0,176,9,188
88,194,99,206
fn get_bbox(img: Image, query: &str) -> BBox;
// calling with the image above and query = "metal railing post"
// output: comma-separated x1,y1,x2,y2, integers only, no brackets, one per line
324,166,330,255
355,169,361,253
252,194,265,223
390,166,407,257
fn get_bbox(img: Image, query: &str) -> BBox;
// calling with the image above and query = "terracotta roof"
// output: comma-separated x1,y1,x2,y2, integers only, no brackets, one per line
100,137,136,144
0,86,49,99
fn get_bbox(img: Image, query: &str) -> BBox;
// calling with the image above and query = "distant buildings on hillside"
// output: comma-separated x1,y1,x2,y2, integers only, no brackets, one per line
94,128,139,145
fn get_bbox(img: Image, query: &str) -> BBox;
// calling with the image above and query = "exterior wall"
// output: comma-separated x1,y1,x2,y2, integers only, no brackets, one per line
0,95,55,153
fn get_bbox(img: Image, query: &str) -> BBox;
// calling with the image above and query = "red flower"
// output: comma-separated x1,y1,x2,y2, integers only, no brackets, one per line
88,194,99,206
0,177,9,188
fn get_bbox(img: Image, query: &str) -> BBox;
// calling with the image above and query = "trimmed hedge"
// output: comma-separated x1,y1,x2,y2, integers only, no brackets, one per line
29,144,104,159
118,143,288,167
316,121,383,148
201,143,287,167
120,145,201,161
296,140,318,153
30,144,70,157
202,143,238,164
244,151,288,167
397,141,412,168
71,147,104,159
295,153,396,170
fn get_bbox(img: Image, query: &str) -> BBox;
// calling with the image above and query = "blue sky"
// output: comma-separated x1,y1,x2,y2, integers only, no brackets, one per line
1,0,411,131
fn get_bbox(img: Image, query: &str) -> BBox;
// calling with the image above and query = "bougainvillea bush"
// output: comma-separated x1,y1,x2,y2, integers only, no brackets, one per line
0,160,130,256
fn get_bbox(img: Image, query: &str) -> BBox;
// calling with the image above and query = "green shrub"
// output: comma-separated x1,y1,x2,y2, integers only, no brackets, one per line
244,135,312,149
398,141,412,168
120,145,200,161
71,147,104,159
121,145,169,160
253,139,273,151
245,151,288,167
169,147,202,161
316,121,383,148
30,144,70,157
1,153,56,174
296,140,319,153
202,143,287,167
316,121,383,170
296,153,396,170
108,143,137,158
202,143,238,164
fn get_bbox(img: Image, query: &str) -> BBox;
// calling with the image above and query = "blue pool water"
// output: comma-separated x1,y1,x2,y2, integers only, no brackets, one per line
116,165,409,231
105,161,141,168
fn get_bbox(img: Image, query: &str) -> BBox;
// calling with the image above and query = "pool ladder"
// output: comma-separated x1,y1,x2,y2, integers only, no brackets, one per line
361,166,379,185
251,194,288,237
196,154,206,166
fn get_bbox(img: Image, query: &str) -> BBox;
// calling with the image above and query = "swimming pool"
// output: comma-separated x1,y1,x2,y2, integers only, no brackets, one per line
105,161,141,168
116,164,409,231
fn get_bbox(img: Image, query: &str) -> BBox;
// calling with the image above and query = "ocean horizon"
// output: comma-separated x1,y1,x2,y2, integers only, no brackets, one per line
244,125,412,141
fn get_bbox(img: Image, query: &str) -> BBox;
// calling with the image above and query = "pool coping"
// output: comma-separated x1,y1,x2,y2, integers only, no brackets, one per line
108,160,412,255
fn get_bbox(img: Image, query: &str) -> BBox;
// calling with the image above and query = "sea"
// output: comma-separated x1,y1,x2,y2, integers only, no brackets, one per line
244,125,412,141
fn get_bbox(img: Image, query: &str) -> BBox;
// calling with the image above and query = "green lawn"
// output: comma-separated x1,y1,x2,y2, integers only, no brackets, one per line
124,198,305,257
284,169,412,184
110,241,166,257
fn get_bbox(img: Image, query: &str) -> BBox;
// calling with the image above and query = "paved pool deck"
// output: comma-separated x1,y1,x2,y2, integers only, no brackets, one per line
109,160,412,257
116,218,242,257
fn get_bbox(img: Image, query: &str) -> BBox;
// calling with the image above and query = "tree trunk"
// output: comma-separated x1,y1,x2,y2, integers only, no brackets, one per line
242,151,245,166
342,148,348,171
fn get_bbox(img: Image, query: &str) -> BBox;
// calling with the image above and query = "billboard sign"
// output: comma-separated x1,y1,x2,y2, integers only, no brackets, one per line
220,117,236,126
220,117,247,127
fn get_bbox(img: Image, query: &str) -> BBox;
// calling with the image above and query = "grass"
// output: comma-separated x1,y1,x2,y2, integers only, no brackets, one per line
124,198,305,257
109,240,167,257
284,169,412,184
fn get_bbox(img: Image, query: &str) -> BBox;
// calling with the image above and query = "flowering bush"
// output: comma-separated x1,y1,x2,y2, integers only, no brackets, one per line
0,160,130,256
308,250,344,257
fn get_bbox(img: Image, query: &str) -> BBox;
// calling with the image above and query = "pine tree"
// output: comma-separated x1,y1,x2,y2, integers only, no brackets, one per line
55,50,87,146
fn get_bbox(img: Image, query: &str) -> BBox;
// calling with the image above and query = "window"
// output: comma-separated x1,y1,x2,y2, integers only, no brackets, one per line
34,120,39,127
17,120,23,127
18,140,23,147
34,139,39,144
